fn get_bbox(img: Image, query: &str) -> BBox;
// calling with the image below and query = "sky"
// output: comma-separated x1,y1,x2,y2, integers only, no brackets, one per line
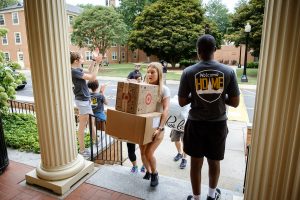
65,0,239,13
202,0,239,13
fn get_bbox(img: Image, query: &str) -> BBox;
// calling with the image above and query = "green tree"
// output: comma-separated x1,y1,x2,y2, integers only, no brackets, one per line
0,0,18,9
128,0,211,67
204,0,230,36
118,0,157,30
0,28,25,112
72,6,128,55
227,0,265,57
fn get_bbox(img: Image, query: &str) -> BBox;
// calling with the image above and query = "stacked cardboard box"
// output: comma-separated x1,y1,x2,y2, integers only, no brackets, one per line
115,82,158,114
106,81,161,145
106,109,161,144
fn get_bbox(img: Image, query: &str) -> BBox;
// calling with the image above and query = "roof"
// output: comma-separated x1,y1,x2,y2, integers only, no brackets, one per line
0,2,82,14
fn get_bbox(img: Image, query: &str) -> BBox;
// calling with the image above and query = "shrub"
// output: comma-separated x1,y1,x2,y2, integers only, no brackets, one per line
247,62,259,68
7,61,21,70
2,113,40,153
224,60,229,64
179,60,197,69
231,60,237,65
0,28,25,112
2,112,91,153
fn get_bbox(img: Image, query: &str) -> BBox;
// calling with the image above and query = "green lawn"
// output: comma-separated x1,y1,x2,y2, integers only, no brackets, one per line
85,63,258,84
236,68,258,85
85,63,183,81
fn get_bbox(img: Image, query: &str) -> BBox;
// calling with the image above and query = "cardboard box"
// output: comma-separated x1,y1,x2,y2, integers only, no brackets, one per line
115,81,158,114
106,109,162,145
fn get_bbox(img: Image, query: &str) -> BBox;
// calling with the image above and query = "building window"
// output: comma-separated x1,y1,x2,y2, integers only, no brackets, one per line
0,14,5,25
121,52,125,61
14,32,22,44
133,51,137,59
17,52,24,62
112,52,117,60
68,15,74,26
4,52,10,61
12,12,19,25
2,34,8,45
85,51,93,61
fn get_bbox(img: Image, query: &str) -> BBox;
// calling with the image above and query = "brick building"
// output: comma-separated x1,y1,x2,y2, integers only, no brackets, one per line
0,2,158,69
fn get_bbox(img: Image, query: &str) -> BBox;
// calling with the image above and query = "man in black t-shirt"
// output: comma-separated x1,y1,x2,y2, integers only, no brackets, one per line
178,35,240,200
127,64,142,81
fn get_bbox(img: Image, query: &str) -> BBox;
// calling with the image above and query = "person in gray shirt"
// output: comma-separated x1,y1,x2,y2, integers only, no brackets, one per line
71,51,102,156
178,35,240,200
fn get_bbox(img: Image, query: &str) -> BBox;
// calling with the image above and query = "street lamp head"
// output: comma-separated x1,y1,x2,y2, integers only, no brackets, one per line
245,22,251,33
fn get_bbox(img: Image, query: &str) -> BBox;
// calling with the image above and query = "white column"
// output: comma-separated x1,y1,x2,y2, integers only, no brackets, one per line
23,0,93,194
245,0,300,199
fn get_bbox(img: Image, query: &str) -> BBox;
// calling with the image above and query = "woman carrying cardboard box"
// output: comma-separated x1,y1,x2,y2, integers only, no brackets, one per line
140,62,170,187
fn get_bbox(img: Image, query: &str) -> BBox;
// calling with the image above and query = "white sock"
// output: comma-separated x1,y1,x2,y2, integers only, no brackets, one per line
208,187,216,198
193,195,200,200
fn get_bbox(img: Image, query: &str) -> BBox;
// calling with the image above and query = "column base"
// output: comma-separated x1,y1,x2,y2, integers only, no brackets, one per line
25,160,94,195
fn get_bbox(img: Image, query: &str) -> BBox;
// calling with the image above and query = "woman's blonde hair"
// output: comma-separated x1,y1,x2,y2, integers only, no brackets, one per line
145,62,164,102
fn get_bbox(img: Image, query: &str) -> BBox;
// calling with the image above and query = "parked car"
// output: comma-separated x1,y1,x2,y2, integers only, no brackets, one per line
4,66,27,90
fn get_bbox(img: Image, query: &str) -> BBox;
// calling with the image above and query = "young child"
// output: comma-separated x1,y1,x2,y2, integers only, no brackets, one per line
170,129,187,169
70,51,102,156
87,80,108,131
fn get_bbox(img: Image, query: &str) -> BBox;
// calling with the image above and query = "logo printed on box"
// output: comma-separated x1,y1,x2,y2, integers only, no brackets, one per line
145,93,152,105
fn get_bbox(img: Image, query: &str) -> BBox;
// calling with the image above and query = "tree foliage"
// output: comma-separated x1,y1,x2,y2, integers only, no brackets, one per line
118,0,157,30
0,0,18,9
226,0,265,57
128,0,222,67
204,0,230,36
72,6,128,55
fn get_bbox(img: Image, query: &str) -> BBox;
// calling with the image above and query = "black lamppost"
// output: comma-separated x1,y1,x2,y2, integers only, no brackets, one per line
238,44,242,68
241,22,251,82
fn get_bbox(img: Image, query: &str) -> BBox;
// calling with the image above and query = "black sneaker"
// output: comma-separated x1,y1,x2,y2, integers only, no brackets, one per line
174,153,183,161
180,158,187,169
150,172,159,187
143,171,151,180
206,188,221,200
187,195,194,200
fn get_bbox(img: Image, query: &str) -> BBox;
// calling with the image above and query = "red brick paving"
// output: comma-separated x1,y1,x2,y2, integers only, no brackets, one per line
0,161,140,200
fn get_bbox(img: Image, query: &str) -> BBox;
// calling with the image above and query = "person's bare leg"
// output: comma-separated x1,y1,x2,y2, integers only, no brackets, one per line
139,145,151,173
145,137,163,173
175,141,183,154
91,117,97,142
190,157,204,196
207,159,220,188
78,114,88,152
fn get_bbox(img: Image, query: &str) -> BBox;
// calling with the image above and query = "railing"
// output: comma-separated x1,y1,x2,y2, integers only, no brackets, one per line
7,99,123,165
88,114,123,165
8,99,35,114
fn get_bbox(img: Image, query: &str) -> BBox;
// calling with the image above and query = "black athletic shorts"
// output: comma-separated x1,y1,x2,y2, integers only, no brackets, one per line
183,119,228,160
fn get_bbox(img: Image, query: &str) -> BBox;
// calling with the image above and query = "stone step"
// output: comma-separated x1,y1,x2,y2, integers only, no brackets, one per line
86,164,244,200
